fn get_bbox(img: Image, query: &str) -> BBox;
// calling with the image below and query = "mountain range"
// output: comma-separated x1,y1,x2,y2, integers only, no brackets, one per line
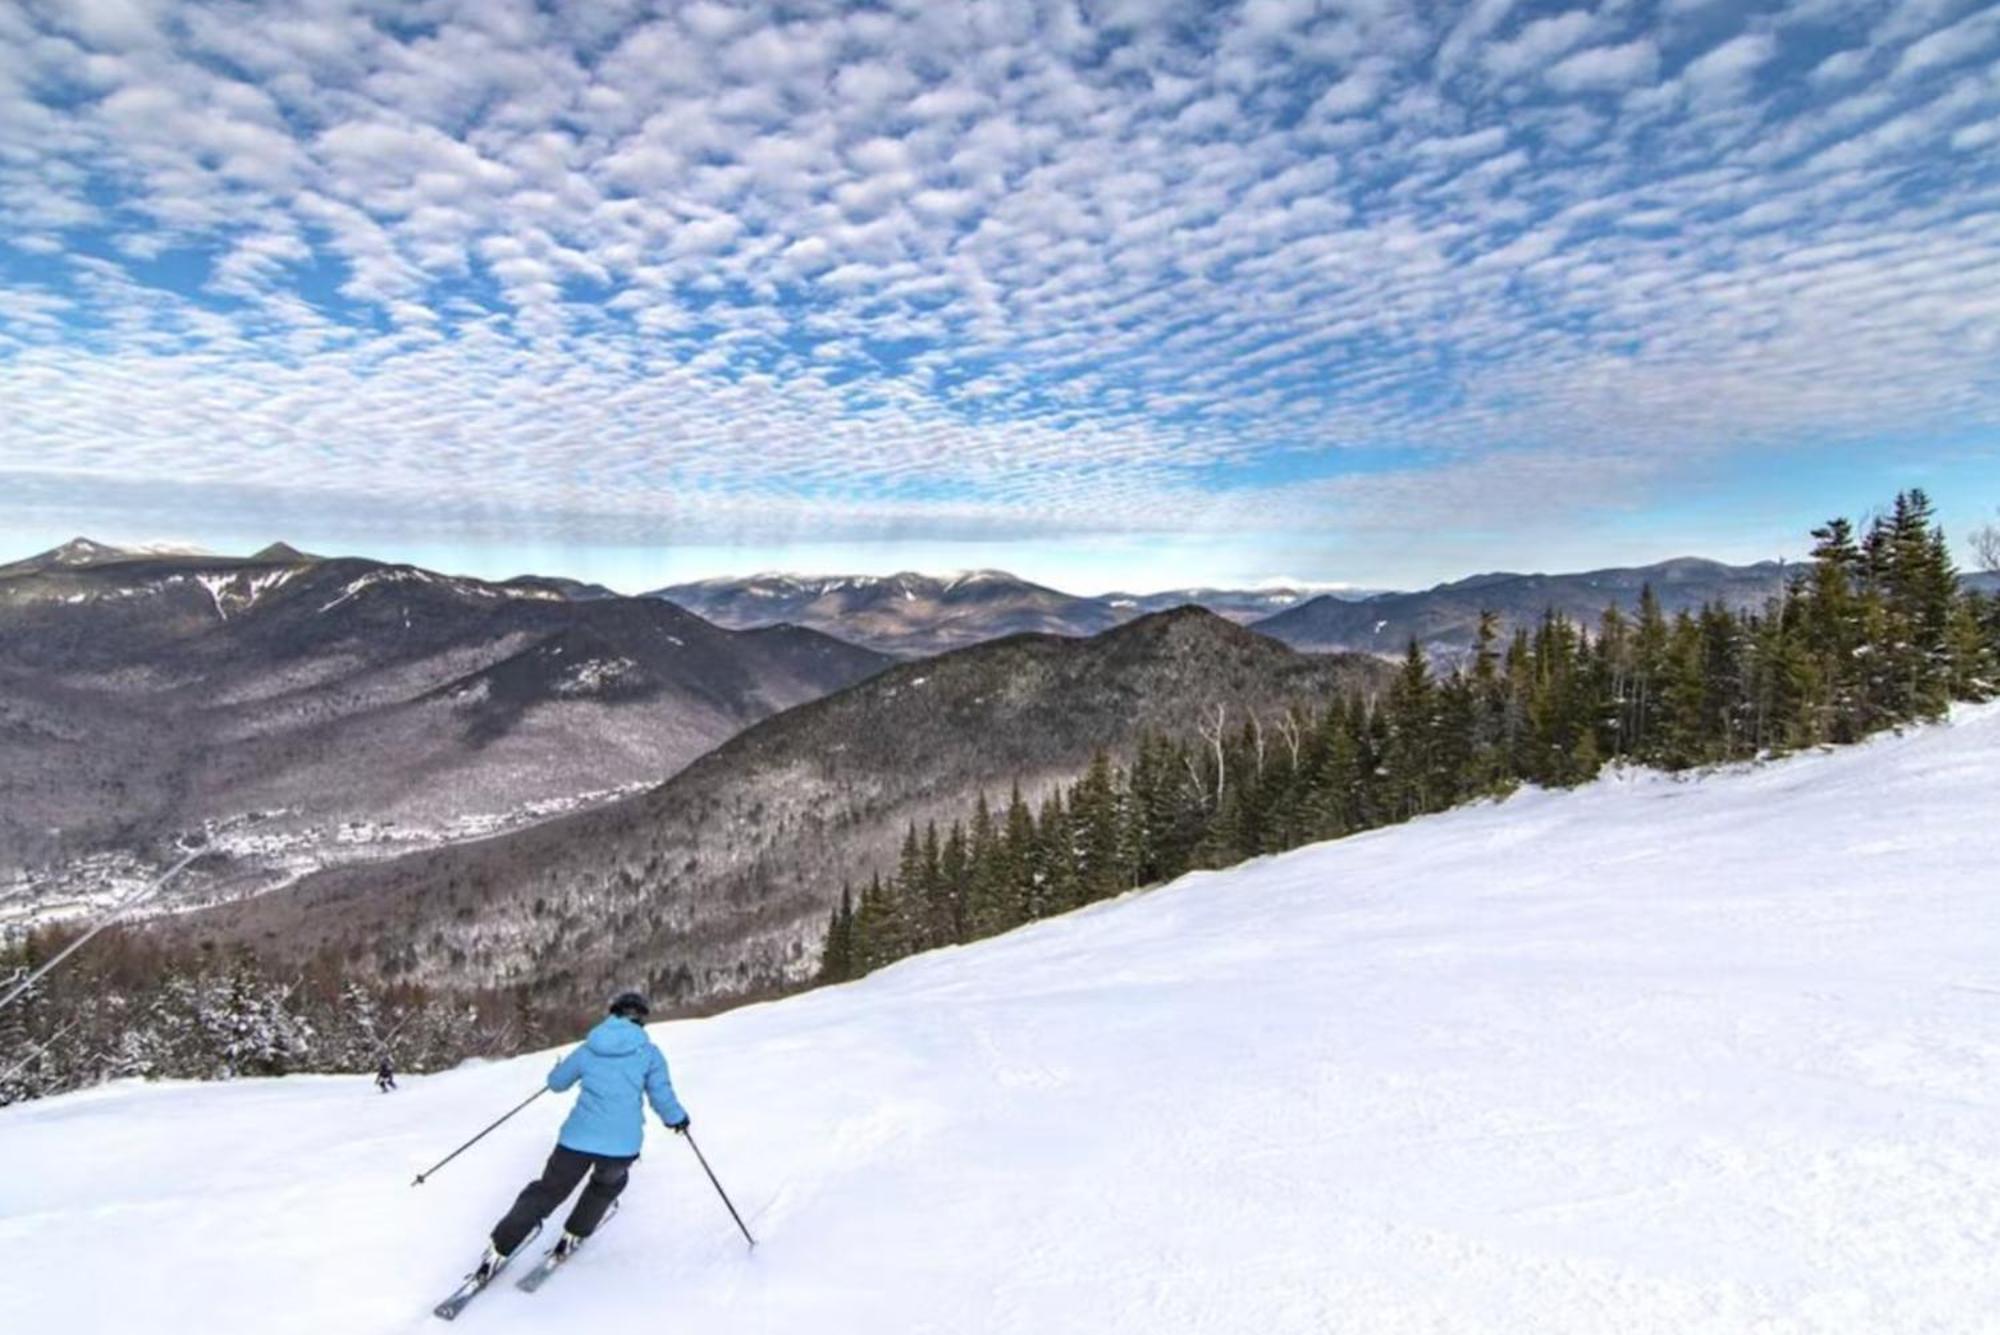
173,607,1391,1010
0,539,889,917
12,535,1991,1006
652,558,1812,659
1253,557,1798,657
648,571,1323,656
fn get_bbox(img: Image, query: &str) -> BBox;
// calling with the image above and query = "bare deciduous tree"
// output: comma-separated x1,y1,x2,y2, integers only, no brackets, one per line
1275,709,1305,771
1194,704,1229,803
1973,516,2000,574
1182,748,1209,806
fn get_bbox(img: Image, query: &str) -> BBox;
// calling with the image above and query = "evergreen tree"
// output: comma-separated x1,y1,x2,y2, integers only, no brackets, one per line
1121,739,1166,882
1954,593,1998,699
1629,584,1669,756
852,872,903,974
1382,639,1435,817
1466,611,1510,787
999,782,1036,930
892,825,930,952
1754,594,1818,753
817,884,856,983
1072,750,1126,901
1653,612,1708,769
940,822,970,944
964,794,1005,939
1803,516,1865,741
1032,790,1077,915
1430,671,1475,807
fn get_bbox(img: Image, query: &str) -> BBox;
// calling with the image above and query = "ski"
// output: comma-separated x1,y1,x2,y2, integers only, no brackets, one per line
517,1203,617,1294
512,1244,572,1295
431,1223,540,1321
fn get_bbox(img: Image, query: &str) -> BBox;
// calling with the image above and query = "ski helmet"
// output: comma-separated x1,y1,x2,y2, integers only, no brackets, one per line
608,990,651,1021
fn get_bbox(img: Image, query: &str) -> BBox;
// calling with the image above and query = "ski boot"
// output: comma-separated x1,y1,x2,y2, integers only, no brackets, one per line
472,1242,509,1283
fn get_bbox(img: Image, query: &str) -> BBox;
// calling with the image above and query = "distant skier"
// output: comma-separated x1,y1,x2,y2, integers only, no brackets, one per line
376,1056,397,1093
472,991,689,1280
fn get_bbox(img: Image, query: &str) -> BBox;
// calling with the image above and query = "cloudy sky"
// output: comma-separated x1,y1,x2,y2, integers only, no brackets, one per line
2,0,1996,594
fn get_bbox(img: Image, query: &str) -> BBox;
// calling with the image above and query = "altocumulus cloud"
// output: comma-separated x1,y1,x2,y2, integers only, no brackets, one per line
0,0,1997,554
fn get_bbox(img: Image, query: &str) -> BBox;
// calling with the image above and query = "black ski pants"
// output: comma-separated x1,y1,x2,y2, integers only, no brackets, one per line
492,1145,635,1254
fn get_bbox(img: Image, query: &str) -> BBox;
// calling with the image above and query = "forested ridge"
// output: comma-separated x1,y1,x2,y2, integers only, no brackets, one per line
820,491,2000,983
6,491,1996,1105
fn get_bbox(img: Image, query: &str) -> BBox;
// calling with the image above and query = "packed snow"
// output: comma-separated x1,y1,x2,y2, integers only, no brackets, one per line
5,707,2000,1332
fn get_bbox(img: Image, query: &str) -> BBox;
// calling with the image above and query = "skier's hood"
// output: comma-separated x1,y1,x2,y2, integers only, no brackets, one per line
583,1015,649,1057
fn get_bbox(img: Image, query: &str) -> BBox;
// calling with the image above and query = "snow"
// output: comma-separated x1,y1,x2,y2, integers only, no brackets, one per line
245,567,301,601
318,569,415,613
7,708,2000,1332
556,656,639,697
194,572,233,618
49,538,120,565
124,541,214,558
311,567,541,614
944,569,1014,591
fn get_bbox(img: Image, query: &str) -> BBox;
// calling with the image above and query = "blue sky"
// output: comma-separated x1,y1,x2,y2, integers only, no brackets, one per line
1,0,1997,594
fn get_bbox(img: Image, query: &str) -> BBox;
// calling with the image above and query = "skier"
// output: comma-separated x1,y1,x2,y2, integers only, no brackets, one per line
376,1056,397,1093
473,991,689,1280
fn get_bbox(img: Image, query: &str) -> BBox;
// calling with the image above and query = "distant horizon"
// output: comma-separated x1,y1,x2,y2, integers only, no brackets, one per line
3,526,1852,603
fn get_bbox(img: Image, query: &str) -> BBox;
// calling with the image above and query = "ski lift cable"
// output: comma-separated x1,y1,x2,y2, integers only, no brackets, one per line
0,1015,84,1087
0,848,205,1015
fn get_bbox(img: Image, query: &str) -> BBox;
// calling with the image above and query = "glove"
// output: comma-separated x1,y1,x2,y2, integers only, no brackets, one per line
668,1115,691,1135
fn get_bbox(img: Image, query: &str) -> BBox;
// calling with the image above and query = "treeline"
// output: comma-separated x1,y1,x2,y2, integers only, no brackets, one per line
6,491,1994,1104
820,490,2000,983
0,926,567,1107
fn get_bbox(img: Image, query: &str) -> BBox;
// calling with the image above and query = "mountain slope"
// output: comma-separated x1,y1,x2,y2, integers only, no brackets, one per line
1254,556,1791,655
8,704,1999,1334
0,551,890,915
178,609,1389,1005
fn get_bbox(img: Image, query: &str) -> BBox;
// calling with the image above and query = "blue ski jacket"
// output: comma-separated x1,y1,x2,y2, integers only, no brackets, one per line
546,1016,687,1158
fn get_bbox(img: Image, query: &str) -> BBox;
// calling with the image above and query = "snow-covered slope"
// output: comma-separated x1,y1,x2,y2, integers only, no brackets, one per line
7,708,2000,1333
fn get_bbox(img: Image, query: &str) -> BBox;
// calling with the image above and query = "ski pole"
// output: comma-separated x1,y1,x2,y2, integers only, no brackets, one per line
683,1130,756,1248
412,1087,547,1186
